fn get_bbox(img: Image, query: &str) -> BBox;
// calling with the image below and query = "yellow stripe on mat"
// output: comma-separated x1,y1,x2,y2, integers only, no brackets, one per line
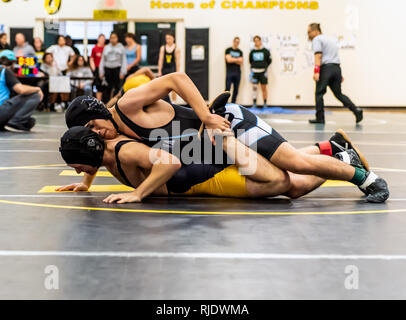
59,170,113,177
39,185,134,193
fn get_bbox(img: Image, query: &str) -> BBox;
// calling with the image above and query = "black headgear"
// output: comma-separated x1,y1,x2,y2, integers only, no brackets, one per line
65,96,112,128
59,126,105,168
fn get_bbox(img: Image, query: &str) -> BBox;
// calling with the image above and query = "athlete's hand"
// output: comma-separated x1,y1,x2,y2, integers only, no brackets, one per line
55,183,89,192
313,73,320,82
103,192,142,204
204,114,231,132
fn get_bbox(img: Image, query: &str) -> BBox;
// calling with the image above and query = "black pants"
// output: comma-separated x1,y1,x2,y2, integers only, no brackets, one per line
226,71,241,103
104,67,122,101
315,64,357,120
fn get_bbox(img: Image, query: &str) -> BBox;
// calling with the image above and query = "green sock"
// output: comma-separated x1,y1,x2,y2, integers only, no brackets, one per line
350,167,368,186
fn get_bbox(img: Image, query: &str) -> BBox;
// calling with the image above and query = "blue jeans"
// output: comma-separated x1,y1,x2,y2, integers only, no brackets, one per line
0,93,40,128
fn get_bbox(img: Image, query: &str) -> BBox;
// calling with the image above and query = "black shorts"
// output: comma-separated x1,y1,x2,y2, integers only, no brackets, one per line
221,103,286,160
251,71,268,85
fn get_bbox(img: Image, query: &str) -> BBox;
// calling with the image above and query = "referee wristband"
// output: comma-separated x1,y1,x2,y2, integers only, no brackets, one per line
314,65,321,74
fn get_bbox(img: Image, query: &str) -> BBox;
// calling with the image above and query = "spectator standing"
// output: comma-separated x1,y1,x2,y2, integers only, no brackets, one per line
124,33,141,76
13,33,35,57
249,35,272,108
46,35,75,74
99,32,127,100
90,34,106,101
158,32,180,102
0,33,10,51
0,50,42,131
65,35,80,56
67,55,93,97
225,37,243,104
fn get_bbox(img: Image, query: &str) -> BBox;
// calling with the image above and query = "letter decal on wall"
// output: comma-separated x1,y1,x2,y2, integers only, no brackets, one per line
45,0,62,15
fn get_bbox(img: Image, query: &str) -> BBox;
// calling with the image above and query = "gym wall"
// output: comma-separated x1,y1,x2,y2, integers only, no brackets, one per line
1,0,405,107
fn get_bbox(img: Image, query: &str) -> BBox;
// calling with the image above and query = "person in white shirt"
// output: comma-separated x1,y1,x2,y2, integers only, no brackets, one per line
46,35,75,73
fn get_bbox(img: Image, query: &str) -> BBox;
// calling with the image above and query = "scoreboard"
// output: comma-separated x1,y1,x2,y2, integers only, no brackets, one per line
15,56,39,77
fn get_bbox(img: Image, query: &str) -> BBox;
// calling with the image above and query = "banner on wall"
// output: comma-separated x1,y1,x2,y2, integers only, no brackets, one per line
150,0,319,10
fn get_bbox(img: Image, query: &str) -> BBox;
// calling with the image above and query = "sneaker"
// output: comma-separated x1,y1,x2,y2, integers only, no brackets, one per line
54,103,63,113
354,108,363,124
364,177,390,203
25,117,36,130
4,123,29,132
330,129,370,171
309,118,325,124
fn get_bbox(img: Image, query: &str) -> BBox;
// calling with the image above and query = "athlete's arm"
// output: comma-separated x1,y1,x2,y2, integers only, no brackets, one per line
118,72,230,132
314,53,322,82
103,143,181,204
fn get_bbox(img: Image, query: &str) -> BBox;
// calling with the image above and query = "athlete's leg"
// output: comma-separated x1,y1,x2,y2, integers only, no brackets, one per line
261,84,268,105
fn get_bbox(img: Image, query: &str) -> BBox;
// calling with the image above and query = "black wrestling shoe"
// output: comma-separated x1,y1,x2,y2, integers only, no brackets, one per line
334,149,363,169
365,177,390,203
309,119,325,124
354,108,363,124
209,92,231,114
330,129,370,171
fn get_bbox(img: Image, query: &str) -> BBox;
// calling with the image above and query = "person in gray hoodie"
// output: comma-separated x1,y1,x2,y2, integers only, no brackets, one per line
99,32,127,100
13,33,35,57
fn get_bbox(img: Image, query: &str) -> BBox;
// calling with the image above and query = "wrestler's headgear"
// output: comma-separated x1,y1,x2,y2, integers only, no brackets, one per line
65,96,114,128
59,126,105,168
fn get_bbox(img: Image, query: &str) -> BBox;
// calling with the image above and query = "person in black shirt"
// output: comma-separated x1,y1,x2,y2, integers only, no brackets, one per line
0,51,43,132
0,33,11,51
249,35,272,108
65,35,80,56
158,32,181,102
225,37,243,104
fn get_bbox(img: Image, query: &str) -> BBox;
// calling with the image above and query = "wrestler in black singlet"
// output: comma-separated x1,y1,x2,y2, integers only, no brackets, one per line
114,140,230,194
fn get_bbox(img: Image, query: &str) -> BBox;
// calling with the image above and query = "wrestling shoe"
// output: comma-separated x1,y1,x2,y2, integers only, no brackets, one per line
334,149,364,169
329,129,370,171
362,174,390,203
208,91,231,114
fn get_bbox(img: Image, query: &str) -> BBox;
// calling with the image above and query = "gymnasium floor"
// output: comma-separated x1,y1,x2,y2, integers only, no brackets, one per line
0,109,405,300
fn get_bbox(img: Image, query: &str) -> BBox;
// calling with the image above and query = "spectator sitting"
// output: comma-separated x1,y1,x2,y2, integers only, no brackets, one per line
13,33,35,57
67,55,93,97
0,50,43,132
33,37,45,65
0,33,10,51
40,52,69,112
46,35,75,74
